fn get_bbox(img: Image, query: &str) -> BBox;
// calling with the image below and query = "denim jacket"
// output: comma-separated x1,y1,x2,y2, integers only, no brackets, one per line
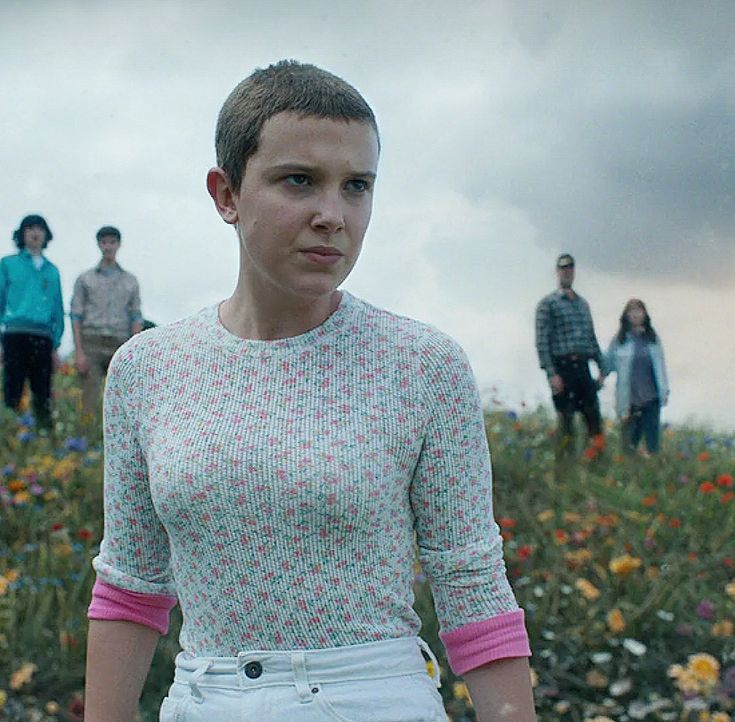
605,333,669,418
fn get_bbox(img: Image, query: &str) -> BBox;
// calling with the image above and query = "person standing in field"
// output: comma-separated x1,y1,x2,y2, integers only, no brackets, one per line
0,214,64,429
70,225,143,417
605,298,669,456
535,253,607,458
84,61,537,722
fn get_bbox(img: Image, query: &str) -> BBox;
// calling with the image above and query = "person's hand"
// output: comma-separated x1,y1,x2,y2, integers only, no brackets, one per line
75,350,90,375
549,374,564,395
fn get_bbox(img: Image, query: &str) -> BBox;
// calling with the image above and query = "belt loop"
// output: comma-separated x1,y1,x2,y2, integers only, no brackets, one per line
188,659,213,703
417,638,442,688
291,651,312,703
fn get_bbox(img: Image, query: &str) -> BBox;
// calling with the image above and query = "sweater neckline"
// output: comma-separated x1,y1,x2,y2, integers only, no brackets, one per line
204,290,357,354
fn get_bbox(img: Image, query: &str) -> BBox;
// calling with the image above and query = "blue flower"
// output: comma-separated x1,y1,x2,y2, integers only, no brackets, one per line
64,437,88,452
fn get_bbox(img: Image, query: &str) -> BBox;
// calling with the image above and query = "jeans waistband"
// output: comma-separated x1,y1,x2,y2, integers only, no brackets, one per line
173,637,440,694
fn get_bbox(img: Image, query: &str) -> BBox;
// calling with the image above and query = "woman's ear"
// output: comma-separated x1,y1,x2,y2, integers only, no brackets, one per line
206,167,239,225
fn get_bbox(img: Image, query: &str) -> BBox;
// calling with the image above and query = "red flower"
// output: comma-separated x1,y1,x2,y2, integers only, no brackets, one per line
498,517,517,529
51,523,65,532
76,528,93,542
642,494,657,507
716,473,734,488
699,481,715,494
697,451,711,462
517,545,533,560
501,531,514,542
721,491,734,504
668,517,682,528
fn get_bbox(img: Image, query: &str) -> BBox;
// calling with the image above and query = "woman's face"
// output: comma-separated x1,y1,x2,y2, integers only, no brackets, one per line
626,304,646,328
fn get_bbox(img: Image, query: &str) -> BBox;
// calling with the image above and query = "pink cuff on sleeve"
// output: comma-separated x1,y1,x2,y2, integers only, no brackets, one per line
440,609,532,675
88,579,177,635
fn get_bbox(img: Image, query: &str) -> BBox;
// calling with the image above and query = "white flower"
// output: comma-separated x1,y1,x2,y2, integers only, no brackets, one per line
622,638,647,656
591,652,613,664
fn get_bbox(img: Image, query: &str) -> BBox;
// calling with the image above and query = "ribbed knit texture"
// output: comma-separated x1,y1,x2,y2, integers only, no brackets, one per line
92,292,522,657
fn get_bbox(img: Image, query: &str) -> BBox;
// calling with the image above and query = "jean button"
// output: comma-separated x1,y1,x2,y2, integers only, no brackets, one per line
244,661,263,679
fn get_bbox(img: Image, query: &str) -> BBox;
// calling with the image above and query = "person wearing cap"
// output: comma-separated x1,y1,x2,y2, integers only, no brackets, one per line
535,254,607,457
0,214,65,429
70,226,143,416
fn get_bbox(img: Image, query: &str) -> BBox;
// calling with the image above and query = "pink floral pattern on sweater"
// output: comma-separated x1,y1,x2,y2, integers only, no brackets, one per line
93,292,524,656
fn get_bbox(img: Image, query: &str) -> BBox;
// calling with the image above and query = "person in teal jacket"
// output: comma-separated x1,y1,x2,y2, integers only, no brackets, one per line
0,214,64,428
605,298,669,456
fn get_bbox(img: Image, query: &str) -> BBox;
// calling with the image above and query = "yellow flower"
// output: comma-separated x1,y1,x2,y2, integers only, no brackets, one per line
607,608,626,633
43,489,60,502
4,569,20,583
711,713,731,722
564,549,593,569
609,554,642,576
563,512,581,524
45,701,60,714
726,580,735,602
575,578,601,601
688,653,720,686
585,670,608,688
426,660,440,679
529,667,538,688
10,662,37,690
452,681,472,704
53,542,73,558
537,509,554,523
0,690,6,709
712,619,734,637
13,491,31,505
0,578,9,596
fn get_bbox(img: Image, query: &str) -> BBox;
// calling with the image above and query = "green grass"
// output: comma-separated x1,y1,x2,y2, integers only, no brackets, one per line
1,372,733,721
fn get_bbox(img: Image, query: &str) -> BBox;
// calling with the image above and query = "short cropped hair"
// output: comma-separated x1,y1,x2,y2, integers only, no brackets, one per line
215,59,379,193
12,214,53,250
96,226,121,242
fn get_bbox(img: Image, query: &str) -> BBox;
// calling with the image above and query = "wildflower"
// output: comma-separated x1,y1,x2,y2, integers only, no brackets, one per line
607,608,626,633
582,446,598,460
710,713,731,722
537,509,554,523
76,528,93,542
622,638,647,656
717,474,734,487
642,494,657,507
13,491,31,505
4,569,19,583
45,701,60,714
668,517,682,528
563,511,581,524
553,529,569,545
586,670,608,688
575,578,601,601
452,682,472,703
721,491,734,503
0,690,6,709
609,554,642,577
529,667,538,688
712,620,734,637
726,580,735,601
0,578,9,596
687,652,720,687
698,451,711,461
699,481,716,494
696,599,716,620
9,662,37,690
498,517,517,529
564,548,593,569
516,545,533,560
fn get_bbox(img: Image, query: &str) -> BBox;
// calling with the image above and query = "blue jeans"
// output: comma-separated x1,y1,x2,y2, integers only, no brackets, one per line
159,637,445,722
623,400,660,454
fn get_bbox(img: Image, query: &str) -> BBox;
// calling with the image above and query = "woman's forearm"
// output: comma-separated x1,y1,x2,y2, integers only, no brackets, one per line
462,656,537,722
84,619,160,722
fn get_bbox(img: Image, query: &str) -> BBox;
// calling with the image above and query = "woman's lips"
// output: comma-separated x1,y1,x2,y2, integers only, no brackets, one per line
300,247,343,266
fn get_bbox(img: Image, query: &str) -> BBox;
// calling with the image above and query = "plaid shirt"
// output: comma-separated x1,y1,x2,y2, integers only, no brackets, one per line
70,262,142,339
535,289,605,377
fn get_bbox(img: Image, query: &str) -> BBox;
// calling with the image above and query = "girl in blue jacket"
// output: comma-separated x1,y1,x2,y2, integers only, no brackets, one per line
605,299,669,455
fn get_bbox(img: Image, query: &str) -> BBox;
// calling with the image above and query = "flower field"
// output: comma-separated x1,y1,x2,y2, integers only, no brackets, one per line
1,371,733,721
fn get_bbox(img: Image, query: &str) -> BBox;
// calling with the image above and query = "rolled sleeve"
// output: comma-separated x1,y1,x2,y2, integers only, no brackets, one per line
411,333,527,668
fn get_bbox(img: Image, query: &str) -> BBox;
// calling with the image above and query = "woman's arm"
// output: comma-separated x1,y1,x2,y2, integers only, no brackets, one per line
84,619,160,722
463,657,537,722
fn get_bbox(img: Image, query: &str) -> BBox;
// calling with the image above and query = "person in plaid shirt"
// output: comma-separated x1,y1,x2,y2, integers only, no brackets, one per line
535,254,607,457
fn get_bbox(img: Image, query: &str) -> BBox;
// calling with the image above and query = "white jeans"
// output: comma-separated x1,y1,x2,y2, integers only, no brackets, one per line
159,637,445,722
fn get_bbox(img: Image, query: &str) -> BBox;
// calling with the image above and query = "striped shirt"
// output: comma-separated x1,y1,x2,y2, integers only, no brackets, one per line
535,289,605,377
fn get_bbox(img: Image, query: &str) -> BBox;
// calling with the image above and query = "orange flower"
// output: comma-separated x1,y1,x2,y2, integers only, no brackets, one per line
582,447,598,460
698,451,711,462
554,529,570,545
717,473,734,488
7,480,26,492
642,494,657,507
591,434,606,450
668,517,682,528
498,517,517,529
501,531,513,542
699,481,715,494
607,608,626,633
609,554,642,576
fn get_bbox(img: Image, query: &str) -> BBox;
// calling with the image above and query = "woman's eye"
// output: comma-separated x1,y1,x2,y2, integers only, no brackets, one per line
345,179,371,193
285,174,311,187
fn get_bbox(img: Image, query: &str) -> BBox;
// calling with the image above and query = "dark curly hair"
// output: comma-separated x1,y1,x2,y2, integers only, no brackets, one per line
12,215,53,250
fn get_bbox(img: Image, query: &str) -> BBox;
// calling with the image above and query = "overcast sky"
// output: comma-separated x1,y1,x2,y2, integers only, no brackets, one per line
2,0,733,429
